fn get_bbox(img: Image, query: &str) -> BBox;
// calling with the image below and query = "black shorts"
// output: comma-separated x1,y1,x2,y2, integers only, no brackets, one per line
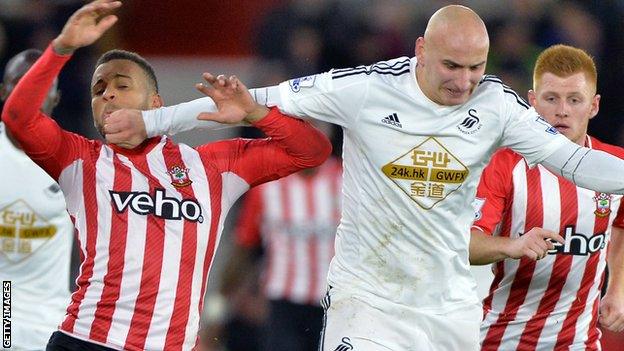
46,331,117,351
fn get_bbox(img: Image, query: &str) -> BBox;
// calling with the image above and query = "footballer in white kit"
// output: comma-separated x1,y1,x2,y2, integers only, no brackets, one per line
139,57,587,350
0,122,73,350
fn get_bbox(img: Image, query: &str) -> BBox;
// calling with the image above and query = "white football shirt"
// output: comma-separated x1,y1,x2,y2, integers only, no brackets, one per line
144,57,570,314
0,122,73,350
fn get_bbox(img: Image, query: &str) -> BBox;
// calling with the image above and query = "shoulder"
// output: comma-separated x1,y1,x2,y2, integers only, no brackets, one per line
488,147,524,169
477,74,530,110
330,56,412,82
590,136,624,159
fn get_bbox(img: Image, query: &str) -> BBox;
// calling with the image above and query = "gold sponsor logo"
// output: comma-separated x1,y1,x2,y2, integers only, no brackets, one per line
0,200,57,260
382,137,469,209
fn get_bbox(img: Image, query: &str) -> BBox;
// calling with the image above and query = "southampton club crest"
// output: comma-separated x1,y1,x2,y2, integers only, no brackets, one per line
593,192,612,217
168,165,192,188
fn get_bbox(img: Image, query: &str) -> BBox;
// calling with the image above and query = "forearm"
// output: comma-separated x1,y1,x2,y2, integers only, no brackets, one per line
541,142,624,194
470,228,512,265
142,86,282,137
607,227,624,297
1,44,69,159
252,107,331,169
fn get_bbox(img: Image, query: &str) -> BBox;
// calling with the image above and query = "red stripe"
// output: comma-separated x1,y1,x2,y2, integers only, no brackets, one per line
196,158,224,331
125,153,167,349
281,180,296,300
164,145,199,349
61,146,102,333
306,177,319,304
90,156,132,342
554,195,609,349
482,165,543,351
482,169,516,319
517,177,577,349
585,295,601,350
482,261,505,320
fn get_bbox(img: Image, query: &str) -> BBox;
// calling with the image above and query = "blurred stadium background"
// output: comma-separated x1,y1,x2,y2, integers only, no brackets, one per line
2,0,624,350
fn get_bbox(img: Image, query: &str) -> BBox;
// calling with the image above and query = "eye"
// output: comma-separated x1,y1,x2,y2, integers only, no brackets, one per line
93,89,104,96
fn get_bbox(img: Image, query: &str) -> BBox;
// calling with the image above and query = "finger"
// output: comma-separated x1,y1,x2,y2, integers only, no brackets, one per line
95,15,118,34
524,249,539,261
103,123,119,135
544,239,555,251
202,72,217,85
216,75,228,87
197,111,224,122
600,312,615,328
542,230,565,245
77,1,121,18
196,83,216,97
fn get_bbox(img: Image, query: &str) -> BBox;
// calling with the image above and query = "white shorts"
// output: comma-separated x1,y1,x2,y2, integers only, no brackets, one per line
319,286,481,351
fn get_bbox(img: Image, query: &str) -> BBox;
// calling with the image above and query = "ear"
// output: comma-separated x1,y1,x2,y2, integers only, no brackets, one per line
415,37,425,64
527,89,537,107
150,93,163,109
589,94,600,119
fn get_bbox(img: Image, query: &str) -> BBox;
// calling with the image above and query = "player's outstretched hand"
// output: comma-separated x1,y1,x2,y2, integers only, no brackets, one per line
195,73,269,124
599,292,624,332
505,227,565,261
53,0,122,55
104,109,147,149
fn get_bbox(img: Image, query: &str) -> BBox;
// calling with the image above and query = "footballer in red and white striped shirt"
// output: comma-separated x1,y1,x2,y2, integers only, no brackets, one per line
1,2,331,350
471,45,624,351
236,156,342,306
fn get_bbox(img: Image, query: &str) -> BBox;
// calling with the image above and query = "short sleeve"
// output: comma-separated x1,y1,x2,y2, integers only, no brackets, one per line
277,70,369,129
473,149,518,234
497,86,569,166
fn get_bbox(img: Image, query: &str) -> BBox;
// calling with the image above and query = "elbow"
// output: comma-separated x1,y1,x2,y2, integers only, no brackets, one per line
314,135,333,167
307,133,332,168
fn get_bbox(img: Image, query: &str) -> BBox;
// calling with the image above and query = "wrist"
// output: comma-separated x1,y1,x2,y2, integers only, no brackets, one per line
52,37,76,56
244,105,270,123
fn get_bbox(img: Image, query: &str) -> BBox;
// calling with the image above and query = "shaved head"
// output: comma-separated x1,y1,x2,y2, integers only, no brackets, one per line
415,5,490,106
424,5,488,47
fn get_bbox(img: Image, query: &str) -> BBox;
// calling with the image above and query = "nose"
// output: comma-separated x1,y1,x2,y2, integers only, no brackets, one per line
555,100,569,118
103,87,115,101
456,69,472,91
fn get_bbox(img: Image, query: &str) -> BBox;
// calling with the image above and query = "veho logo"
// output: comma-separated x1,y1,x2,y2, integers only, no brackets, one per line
547,226,605,256
109,189,204,223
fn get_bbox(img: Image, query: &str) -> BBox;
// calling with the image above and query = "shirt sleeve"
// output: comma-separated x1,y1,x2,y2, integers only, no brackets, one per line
196,107,332,187
235,187,263,248
142,86,282,137
276,70,369,129
1,44,90,180
498,86,569,166
472,149,517,235
143,68,370,137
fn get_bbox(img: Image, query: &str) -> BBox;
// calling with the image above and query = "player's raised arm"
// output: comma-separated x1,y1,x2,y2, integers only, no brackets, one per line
193,72,332,187
1,0,120,176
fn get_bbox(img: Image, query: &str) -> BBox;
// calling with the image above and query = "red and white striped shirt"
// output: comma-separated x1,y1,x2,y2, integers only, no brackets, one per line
1,45,331,351
236,156,342,305
474,137,624,351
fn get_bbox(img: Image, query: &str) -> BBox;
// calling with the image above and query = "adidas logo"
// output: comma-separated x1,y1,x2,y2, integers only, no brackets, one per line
333,337,353,351
381,113,402,128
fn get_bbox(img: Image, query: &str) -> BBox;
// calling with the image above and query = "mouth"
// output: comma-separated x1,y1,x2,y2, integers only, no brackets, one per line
552,124,569,132
446,88,467,98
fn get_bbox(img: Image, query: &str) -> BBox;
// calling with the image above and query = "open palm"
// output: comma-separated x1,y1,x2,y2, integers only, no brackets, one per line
55,0,121,53
195,73,264,124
